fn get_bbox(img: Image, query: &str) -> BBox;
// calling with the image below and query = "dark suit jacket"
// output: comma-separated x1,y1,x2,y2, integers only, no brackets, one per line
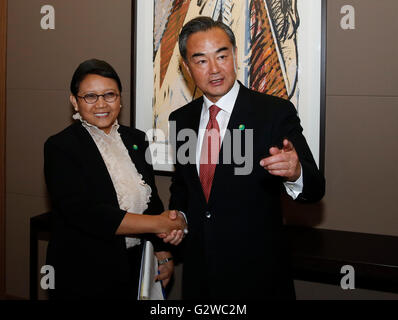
44,122,165,299
169,83,325,300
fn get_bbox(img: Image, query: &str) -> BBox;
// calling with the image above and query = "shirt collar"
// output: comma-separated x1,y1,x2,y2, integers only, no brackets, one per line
203,80,240,114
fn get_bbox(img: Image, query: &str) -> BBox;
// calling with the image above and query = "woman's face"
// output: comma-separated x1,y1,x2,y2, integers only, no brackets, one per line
70,74,121,134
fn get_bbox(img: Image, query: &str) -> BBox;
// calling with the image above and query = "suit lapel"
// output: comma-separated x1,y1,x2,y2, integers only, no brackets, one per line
72,123,119,204
118,126,144,173
223,83,255,134
187,99,205,195
176,99,207,202
184,98,203,139
118,126,152,183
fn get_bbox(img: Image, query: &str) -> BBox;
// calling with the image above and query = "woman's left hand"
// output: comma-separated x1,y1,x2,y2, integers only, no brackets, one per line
154,251,174,288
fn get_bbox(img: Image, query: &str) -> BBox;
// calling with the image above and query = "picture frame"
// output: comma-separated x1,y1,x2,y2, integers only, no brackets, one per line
131,0,326,175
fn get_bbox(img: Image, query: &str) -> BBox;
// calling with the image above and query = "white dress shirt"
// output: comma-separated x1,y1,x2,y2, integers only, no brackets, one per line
196,81,303,200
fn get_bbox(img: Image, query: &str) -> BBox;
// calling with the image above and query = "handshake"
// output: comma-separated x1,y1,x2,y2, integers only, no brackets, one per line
156,210,188,245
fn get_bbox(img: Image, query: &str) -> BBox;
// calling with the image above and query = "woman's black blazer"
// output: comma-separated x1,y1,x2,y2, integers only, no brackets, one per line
44,122,165,298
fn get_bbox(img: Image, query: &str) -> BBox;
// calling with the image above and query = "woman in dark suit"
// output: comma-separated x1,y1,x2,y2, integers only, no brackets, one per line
44,59,186,299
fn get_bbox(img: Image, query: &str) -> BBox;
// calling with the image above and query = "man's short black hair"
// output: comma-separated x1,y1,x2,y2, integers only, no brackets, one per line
179,16,236,61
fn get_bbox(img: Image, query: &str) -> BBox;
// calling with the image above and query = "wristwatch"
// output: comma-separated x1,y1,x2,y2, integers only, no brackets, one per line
158,257,173,265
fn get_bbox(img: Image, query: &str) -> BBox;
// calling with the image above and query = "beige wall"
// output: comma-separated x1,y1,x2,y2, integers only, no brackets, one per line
5,0,398,299
0,0,7,298
323,0,398,235
281,0,398,236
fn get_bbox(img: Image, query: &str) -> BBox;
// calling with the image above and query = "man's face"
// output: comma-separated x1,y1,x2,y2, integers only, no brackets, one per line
183,27,237,103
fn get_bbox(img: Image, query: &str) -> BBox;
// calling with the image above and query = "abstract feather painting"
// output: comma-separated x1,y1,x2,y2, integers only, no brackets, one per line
152,0,300,142
135,0,324,171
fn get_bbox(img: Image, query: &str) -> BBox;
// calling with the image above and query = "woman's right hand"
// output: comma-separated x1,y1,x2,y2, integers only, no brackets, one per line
158,210,186,232
157,210,187,245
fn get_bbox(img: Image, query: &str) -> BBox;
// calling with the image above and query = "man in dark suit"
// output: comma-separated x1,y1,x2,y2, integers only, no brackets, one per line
168,17,325,299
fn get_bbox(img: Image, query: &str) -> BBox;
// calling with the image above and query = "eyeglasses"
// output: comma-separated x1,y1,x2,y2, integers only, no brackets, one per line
77,92,119,104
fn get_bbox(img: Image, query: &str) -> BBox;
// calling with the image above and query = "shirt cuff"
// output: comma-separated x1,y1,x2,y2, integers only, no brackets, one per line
178,211,189,234
283,167,303,200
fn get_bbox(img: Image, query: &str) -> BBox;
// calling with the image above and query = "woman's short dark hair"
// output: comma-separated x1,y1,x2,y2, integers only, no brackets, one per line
179,16,236,61
70,59,122,96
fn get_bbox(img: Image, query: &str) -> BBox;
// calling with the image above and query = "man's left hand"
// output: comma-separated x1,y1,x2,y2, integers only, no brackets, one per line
260,139,301,182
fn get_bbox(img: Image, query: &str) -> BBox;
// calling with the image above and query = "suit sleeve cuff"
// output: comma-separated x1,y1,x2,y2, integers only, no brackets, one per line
283,165,304,200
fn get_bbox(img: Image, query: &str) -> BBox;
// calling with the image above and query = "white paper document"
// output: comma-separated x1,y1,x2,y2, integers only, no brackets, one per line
138,240,165,300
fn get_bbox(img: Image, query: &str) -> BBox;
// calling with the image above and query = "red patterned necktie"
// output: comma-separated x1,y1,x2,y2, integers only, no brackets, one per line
200,105,221,202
